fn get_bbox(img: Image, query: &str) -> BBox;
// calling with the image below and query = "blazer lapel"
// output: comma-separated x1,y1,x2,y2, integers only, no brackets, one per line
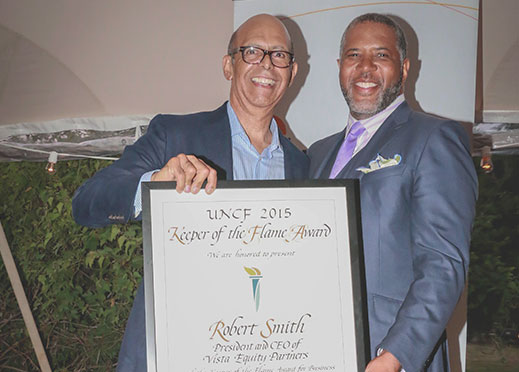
280,135,309,180
336,102,412,179
280,135,295,179
310,129,347,179
196,102,234,180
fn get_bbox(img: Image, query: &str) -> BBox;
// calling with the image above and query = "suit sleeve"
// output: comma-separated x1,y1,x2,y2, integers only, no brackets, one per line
72,115,168,228
378,121,477,371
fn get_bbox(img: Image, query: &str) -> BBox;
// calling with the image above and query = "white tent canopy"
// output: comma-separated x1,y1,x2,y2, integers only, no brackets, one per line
0,0,518,161
0,0,232,161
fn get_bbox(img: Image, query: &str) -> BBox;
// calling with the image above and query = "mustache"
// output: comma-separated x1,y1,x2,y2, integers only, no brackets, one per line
354,72,381,83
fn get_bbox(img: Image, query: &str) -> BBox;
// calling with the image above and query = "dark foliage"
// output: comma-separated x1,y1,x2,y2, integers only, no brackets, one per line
0,160,143,371
468,155,519,338
0,156,518,370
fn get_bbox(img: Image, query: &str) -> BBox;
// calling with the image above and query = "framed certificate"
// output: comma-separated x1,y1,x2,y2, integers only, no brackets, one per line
142,180,369,372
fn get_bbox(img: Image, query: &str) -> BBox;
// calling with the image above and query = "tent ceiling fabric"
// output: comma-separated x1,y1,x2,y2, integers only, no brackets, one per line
0,0,232,124
481,0,519,123
472,0,519,156
0,24,106,125
0,0,232,160
1,0,519,161
483,40,519,121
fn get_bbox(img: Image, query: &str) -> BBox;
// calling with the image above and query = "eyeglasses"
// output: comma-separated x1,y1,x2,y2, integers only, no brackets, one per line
229,46,294,68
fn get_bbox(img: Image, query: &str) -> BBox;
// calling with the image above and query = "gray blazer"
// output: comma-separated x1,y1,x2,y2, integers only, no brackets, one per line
308,102,477,372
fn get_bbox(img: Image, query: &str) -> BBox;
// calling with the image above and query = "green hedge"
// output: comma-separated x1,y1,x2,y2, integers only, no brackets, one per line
468,155,519,337
0,156,518,370
0,160,143,371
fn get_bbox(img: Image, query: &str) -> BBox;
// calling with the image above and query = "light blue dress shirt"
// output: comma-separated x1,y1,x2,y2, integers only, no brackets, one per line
226,102,284,181
133,102,285,216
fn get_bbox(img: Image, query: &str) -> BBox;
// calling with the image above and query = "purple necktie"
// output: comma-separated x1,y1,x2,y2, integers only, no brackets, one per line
329,121,365,179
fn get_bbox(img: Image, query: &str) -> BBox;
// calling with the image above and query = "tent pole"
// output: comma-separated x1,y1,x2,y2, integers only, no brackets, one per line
0,222,52,372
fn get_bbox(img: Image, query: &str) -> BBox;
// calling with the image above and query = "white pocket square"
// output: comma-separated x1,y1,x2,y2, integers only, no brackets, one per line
357,154,402,174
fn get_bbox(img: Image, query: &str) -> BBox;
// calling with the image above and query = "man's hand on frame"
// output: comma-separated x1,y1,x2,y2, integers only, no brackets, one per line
151,153,217,194
365,350,402,372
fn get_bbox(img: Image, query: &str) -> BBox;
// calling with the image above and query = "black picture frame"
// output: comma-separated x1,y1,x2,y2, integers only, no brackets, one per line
142,179,369,371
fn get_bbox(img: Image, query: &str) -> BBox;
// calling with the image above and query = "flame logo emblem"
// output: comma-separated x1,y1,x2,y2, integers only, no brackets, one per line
244,267,262,311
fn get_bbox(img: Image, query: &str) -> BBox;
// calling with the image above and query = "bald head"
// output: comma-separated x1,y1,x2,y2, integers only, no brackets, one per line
227,14,294,55
222,13,298,118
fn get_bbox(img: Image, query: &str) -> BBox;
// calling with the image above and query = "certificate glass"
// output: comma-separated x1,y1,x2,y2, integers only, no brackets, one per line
142,180,368,372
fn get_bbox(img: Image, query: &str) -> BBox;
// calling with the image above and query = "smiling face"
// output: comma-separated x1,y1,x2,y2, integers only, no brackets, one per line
339,21,409,120
223,14,297,114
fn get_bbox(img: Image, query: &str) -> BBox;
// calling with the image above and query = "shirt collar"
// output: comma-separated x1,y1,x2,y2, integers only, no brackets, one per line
347,94,405,130
226,102,282,158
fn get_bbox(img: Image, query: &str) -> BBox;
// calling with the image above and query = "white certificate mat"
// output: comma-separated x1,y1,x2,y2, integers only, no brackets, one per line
142,180,368,372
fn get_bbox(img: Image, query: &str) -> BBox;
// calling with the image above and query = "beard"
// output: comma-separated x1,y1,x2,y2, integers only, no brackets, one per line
342,71,403,119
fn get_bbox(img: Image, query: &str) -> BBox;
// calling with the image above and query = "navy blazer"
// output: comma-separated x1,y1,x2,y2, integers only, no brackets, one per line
72,103,309,371
308,102,477,372
73,103,309,228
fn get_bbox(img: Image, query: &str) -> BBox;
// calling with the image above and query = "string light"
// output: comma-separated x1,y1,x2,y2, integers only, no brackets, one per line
45,151,58,174
480,145,493,173
0,142,120,174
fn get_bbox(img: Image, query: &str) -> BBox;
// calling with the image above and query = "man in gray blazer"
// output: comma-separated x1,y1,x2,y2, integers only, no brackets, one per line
308,13,477,372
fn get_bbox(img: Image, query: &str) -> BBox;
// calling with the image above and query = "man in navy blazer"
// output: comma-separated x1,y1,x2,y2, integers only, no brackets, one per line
72,14,308,371
308,14,477,372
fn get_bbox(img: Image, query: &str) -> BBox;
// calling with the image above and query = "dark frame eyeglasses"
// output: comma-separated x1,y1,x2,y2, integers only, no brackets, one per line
229,46,294,68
